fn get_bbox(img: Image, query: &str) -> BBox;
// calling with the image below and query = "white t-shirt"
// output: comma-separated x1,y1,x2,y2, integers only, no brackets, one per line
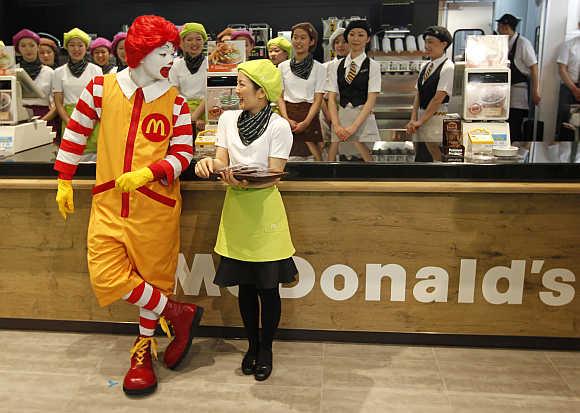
279,59,326,103
508,33,538,109
557,36,580,84
325,52,382,95
169,56,208,100
19,65,54,107
52,62,103,105
215,110,293,169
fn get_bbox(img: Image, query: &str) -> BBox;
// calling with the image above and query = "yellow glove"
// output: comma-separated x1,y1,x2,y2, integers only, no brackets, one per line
55,179,74,220
115,167,154,192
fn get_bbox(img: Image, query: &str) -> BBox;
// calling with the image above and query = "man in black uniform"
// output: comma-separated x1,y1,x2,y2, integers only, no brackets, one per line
497,13,541,141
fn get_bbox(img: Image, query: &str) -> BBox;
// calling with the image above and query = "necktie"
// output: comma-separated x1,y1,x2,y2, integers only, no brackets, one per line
346,61,357,84
422,62,434,83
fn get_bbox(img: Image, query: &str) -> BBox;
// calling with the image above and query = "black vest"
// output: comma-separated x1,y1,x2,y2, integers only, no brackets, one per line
417,59,450,110
508,34,529,85
337,57,370,108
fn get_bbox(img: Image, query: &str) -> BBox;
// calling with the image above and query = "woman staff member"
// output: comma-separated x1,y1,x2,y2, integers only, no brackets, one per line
195,59,297,382
267,36,292,67
112,32,128,71
90,37,116,74
326,20,380,162
406,26,454,162
39,37,59,69
231,30,255,60
12,29,58,130
53,28,102,152
278,22,325,161
320,28,350,152
169,22,208,135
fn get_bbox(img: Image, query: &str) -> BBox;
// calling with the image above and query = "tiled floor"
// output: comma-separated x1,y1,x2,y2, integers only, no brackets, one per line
0,330,579,412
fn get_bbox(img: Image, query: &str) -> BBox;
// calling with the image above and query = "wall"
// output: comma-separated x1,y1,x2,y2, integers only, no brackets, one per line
1,0,439,57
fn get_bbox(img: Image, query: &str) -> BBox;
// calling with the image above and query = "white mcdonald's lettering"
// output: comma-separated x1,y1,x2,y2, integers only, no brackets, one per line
174,254,576,307
146,118,165,135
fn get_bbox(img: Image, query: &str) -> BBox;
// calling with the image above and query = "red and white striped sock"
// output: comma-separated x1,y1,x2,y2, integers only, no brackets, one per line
138,308,160,337
123,282,169,336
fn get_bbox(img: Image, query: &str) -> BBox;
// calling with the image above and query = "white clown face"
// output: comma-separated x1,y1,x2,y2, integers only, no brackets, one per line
141,42,175,80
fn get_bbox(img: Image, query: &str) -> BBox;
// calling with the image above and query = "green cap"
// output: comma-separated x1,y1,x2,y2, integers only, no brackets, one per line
180,23,208,42
267,36,293,58
64,28,91,48
238,59,283,102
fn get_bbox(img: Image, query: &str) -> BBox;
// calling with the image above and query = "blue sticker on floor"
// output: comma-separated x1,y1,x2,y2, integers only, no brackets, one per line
107,379,119,388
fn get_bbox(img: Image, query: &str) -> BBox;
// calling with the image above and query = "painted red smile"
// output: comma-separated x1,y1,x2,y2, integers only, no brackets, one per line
160,66,170,78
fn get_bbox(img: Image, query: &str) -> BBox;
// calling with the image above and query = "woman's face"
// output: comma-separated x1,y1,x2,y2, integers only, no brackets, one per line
424,35,446,58
181,32,204,57
347,28,369,53
116,39,126,63
18,38,39,62
236,72,265,113
92,46,110,66
292,28,314,56
268,45,288,66
38,45,55,66
67,38,87,62
243,38,254,57
333,35,349,58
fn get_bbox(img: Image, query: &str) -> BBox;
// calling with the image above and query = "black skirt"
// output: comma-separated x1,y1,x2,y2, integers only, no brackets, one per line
214,256,298,289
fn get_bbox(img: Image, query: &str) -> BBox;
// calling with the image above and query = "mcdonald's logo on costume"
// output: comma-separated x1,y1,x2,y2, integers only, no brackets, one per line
142,113,171,142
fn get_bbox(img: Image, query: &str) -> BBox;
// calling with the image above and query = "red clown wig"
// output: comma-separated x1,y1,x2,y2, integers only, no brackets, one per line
125,15,180,68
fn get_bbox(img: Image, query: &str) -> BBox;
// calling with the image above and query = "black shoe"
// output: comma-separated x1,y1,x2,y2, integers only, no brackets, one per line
254,349,273,381
241,352,257,375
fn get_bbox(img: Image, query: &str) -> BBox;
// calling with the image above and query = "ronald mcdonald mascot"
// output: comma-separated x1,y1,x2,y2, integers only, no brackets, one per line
54,15,203,396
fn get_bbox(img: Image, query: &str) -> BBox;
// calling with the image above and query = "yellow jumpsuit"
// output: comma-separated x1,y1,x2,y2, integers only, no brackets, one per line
88,75,183,306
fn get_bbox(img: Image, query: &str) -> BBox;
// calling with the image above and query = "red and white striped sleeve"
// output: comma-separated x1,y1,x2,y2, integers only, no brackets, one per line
148,95,194,185
53,76,104,180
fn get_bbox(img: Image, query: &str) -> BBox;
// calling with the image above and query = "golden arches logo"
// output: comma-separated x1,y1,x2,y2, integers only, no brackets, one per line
146,119,165,136
141,113,170,142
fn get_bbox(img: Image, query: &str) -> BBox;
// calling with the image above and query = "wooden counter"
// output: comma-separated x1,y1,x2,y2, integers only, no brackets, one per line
1,179,579,339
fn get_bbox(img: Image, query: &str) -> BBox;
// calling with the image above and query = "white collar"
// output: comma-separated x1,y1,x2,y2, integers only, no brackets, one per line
508,33,519,48
429,54,447,69
345,52,367,67
116,68,171,103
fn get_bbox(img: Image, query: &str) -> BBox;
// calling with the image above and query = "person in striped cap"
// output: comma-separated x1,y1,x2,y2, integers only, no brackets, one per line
54,15,203,396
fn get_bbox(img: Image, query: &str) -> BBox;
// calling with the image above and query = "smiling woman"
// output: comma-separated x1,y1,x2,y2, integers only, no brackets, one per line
52,27,102,151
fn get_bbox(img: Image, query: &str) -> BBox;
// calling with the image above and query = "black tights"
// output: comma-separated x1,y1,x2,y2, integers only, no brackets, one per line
238,284,281,356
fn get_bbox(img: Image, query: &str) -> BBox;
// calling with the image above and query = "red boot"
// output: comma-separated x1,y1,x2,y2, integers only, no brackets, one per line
123,336,158,396
160,299,204,369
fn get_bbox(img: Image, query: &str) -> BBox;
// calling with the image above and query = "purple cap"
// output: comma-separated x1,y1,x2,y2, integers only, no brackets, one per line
90,37,112,53
13,29,40,46
111,32,127,57
231,30,255,45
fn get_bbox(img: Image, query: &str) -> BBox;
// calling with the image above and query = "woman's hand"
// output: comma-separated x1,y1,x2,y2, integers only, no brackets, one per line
287,118,298,130
293,120,308,134
406,119,422,135
220,169,248,189
333,124,351,141
195,120,206,132
194,157,214,178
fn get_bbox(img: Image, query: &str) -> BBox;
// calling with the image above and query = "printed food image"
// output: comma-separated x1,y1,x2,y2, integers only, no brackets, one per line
480,88,505,105
0,47,10,70
209,42,241,65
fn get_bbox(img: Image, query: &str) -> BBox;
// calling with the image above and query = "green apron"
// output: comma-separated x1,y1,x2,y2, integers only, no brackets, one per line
64,103,99,154
215,186,295,262
187,98,206,121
